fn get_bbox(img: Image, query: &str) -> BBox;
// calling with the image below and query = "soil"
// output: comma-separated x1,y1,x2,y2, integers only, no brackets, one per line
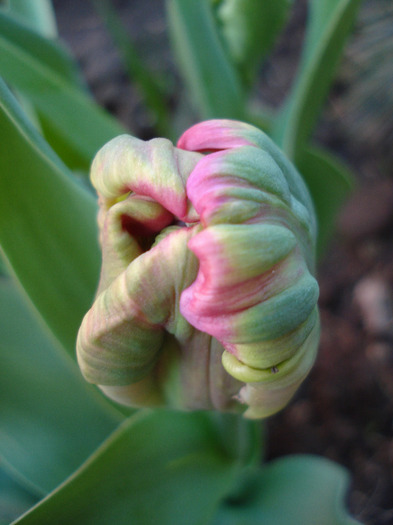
53,1,393,523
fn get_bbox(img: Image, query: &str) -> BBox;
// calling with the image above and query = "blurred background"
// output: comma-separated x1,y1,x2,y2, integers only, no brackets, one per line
51,1,393,522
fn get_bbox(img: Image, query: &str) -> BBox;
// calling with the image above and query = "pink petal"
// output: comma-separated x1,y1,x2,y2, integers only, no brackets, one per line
177,119,258,152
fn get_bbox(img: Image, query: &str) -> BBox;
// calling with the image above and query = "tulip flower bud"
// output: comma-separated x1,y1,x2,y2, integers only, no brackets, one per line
77,119,319,418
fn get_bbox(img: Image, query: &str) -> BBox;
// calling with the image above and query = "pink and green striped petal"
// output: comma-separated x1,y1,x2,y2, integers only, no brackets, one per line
77,119,320,418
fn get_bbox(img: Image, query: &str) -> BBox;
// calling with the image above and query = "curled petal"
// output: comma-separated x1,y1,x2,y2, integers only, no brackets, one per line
233,317,320,419
179,120,319,417
92,134,202,222
178,119,316,240
78,226,198,393
185,145,315,269
77,120,320,418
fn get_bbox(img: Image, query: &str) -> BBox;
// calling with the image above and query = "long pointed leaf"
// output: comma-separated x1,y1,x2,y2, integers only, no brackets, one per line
0,12,126,170
92,0,173,138
214,0,292,87
0,466,38,524
167,0,246,119
0,11,74,82
0,77,100,355
296,145,354,256
5,0,57,38
0,278,123,496
13,411,242,525
273,0,362,159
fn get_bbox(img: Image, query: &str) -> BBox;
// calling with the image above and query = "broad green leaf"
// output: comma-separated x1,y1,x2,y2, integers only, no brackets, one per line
0,12,126,171
14,411,246,525
213,455,360,525
4,0,57,38
0,466,38,524
214,0,292,87
0,11,85,93
296,145,354,256
0,77,100,355
0,278,123,495
167,0,246,120
92,0,173,138
273,0,362,160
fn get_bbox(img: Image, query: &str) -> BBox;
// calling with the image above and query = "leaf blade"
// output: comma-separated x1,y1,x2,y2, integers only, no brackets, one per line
0,77,100,354
214,0,292,87
0,10,80,85
167,0,246,120
213,454,360,525
273,0,362,159
92,0,173,138
0,465,38,525
296,145,354,256
0,278,123,495
0,12,126,170
13,411,241,525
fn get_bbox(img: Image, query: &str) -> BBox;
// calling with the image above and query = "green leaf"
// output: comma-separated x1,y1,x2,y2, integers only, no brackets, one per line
0,77,100,355
0,278,123,495
92,0,173,138
167,0,246,120
214,0,292,87
0,251,8,277
3,0,57,38
0,11,126,171
296,145,354,256
0,11,85,92
13,411,244,525
213,455,360,525
273,0,362,159
0,466,38,524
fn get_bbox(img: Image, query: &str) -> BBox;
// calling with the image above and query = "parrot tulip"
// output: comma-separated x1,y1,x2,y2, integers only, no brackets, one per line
77,119,319,418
